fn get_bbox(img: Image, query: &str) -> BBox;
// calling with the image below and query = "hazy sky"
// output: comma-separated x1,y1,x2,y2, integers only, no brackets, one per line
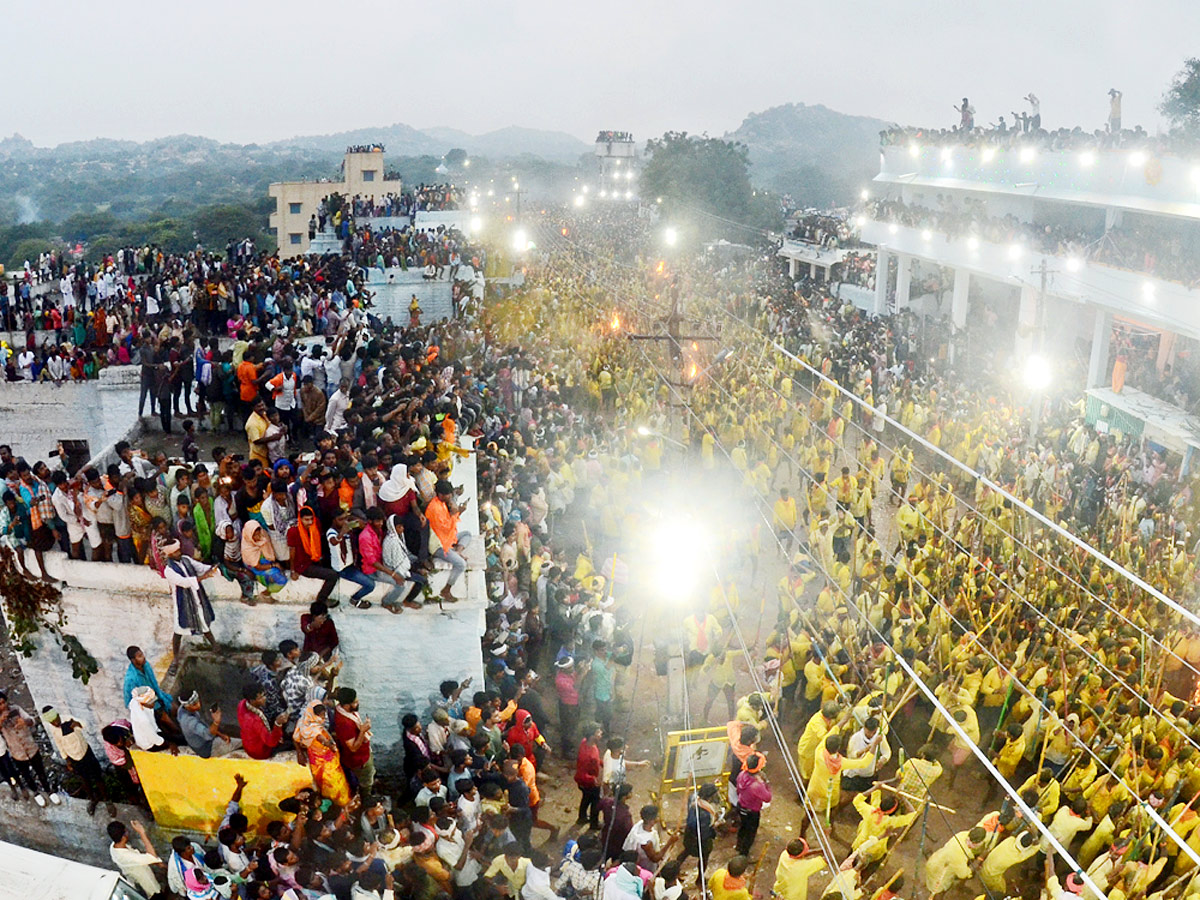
10,0,1200,147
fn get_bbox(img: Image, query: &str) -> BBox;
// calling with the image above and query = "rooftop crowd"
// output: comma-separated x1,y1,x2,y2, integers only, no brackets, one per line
864,196,1200,291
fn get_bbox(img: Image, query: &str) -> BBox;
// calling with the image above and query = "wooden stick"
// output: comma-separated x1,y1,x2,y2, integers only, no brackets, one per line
867,868,905,900
872,783,956,814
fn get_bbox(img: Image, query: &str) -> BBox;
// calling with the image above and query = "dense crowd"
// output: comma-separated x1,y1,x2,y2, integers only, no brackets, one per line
4,201,1200,900
788,214,857,250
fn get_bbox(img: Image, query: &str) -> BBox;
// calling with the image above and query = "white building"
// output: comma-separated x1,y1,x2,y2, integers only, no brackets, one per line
858,135,1200,463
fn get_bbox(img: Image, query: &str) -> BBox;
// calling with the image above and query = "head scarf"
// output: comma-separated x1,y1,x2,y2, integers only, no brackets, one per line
378,463,416,503
241,520,274,567
295,506,322,561
381,513,409,575
184,867,218,900
293,700,329,749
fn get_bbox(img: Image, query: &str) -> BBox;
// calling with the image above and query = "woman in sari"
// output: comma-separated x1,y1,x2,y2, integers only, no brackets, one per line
193,487,214,562
241,520,285,597
293,701,351,806
128,483,153,565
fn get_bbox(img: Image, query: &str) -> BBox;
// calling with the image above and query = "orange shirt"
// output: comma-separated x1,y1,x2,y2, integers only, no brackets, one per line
237,360,259,402
426,495,459,550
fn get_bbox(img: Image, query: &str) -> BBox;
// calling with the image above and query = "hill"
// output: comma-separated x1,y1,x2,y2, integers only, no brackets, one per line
726,102,887,207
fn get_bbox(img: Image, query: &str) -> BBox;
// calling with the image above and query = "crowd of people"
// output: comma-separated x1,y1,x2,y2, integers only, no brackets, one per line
4,198,1200,900
864,196,1200,290
788,214,859,250
325,186,464,224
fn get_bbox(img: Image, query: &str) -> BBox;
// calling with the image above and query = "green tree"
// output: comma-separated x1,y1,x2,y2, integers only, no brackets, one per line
7,237,56,271
640,132,782,241
1160,58,1200,135
445,147,469,167
190,203,261,250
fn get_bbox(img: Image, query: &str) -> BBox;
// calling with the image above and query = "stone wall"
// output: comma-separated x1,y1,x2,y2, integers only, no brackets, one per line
10,442,487,756
0,364,142,465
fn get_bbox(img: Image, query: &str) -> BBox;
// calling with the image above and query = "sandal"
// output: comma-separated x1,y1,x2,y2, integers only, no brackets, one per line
166,660,180,679
403,600,423,610
240,596,258,606
353,599,373,610
385,605,403,615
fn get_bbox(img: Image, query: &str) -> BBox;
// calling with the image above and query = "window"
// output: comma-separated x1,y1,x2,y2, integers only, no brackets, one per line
289,202,302,215
289,233,302,245
362,170,376,182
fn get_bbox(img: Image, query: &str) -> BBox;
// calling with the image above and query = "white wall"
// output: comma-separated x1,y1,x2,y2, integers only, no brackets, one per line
16,555,485,754
0,365,141,464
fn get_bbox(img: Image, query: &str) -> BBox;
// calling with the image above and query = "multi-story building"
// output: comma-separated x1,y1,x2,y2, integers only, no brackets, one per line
858,131,1200,464
595,130,639,199
269,145,398,254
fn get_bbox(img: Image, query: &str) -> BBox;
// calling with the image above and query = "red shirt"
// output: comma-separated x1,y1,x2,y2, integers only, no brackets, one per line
575,739,601,789
333,707,372,770
300,612,339,658
237,700,282,759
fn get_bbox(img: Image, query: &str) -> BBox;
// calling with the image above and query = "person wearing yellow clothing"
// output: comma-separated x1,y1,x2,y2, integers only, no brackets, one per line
924,827,986,898
774,488,798,551
979,830,1040,894
708,856,752,900
772,840,828,900
992,722,1027,781
797,702,840,782
483,845,531,894
897,743,943,803
683,610,723,668
851,791,916,865
806,732,880,825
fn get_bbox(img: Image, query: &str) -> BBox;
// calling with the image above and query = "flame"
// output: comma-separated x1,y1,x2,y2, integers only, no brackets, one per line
610,313,621,331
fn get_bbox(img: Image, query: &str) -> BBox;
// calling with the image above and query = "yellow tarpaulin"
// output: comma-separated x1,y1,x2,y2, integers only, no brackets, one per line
132,749,313,834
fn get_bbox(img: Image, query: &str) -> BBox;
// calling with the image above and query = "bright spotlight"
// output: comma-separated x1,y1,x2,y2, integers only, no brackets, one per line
649,515,711,597
663,227,678,246
626,171,634,180
967,236,980,250
1008,243,1023,260
921,229,932,241
981,147,997,163
1129,151,1146,168
463,159,471,168
1019,146,1036,163
582,185,589,194
573,195,585,208
860,189,870,201
487,189,494,197
854,216,866,228
888,223,898,235
624,190,632,200
469,216,483,233
1079,151,1096,168
940,147,953,162
600,190,608,198
908,143,920,158
656,196,663,204
1023,355,1052,391
636,425,651,436
512,229,529,252
1065,256,1081,272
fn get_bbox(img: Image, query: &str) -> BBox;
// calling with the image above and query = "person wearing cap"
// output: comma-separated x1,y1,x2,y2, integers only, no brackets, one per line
41,705,113,815
178,692,242,759
772,839,827,900
162,537,219,675
554,655,585,754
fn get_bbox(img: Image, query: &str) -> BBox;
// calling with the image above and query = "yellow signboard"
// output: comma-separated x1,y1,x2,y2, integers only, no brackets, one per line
659,726,732,796
131,750,314,834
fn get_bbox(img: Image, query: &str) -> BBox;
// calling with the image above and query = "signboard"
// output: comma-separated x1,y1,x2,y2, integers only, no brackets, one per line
659,726,732,796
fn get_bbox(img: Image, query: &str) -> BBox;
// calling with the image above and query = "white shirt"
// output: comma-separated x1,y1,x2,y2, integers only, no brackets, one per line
129,698,165,750
327,527,353,571
622,820,661,869
325,389,350,433
110,844,161,897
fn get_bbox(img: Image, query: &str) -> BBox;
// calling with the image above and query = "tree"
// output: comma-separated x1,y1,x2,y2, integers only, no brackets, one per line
640,132,782,241
190,203,261,250
7,237,56,271
445,147,469,167
1160,58,1200,135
